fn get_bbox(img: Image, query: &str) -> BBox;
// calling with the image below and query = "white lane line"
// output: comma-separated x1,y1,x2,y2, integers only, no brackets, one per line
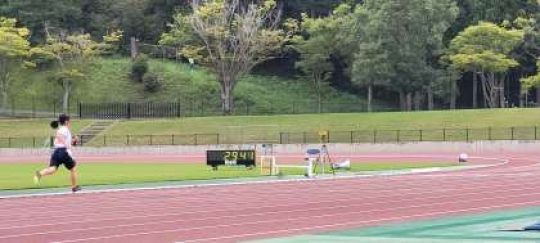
52,199,540,243
0,156,509,200
4,179,540,237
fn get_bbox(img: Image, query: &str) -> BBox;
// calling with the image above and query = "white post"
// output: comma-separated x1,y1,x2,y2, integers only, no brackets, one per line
307,159,313,178
271,157,277,176
321,157,325,175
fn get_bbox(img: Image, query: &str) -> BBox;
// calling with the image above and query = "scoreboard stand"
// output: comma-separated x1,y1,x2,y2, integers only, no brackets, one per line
207,150,256,170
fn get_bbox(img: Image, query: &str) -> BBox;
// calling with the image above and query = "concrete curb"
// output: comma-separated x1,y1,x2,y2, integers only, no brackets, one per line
1,140,539,157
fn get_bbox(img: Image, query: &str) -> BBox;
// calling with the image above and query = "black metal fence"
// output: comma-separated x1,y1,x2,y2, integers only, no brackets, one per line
1,126,538,148
8,100,538,120
1,100,392,119
77,101,396,119
79,103,181,119
280,127,539,144
0,98,80,119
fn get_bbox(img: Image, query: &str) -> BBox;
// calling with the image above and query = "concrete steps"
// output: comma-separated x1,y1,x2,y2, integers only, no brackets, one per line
78,120,116,145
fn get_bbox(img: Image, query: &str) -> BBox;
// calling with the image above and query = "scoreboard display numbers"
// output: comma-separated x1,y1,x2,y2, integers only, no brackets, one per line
206,150,256,169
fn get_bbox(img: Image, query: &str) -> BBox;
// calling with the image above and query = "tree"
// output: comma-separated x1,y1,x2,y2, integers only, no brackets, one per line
521,59,540,102
161,0,296,114
294,44,333,113
292,4,360,112
352,40,392,112
447,22,524,108
107,0,168,44
0,0,82,44
0,17,31,109
282,0,344,17
352,0,458,111
442,0,538,108
445,0,537,43
468,0,537,24
35,30,122,113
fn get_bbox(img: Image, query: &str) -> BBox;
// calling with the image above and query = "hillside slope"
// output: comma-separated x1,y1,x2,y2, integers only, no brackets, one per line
7,57,381,115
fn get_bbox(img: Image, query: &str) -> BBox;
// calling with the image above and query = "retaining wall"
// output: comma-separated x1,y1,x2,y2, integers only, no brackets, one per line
1,140,539,157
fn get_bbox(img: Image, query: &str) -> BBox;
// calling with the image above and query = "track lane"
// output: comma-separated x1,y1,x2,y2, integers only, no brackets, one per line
0,153,538,243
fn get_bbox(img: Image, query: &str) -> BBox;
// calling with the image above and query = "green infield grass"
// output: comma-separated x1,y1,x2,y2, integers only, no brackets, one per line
0,162,455,190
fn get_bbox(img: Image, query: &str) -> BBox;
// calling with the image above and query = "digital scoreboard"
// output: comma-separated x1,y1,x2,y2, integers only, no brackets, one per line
206,150,256,169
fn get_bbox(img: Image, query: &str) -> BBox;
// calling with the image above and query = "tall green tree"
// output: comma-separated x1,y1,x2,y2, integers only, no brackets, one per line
352,41,392,112
503,16,540,107
445,0,537,43
521,59,540,93
443,0,538,108
352,0,458,111
0,0,82,43
292,4,361,112
34,30,122,113
0,17,31,109
447,22,524,108
161,0,296,114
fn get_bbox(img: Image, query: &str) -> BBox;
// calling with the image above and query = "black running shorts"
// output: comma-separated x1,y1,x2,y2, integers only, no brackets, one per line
50,148,76,170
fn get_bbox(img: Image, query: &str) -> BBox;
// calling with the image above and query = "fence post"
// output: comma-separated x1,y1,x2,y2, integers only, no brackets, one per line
466,128,469,142
292,102,296,114
511,127,514,140
103,135,107,146
488,127,492,140
126,135,130,146
303,132,307,144
191,100,195,117
194,134,198,145
176,102,181,118
8,137,12,148
127,103,132,119
33,137,36,148
419,130,423,142
279,132,284,144
350,131,354,144
373,130,377,143
396,130,400,143
78,103,82,119
201,100,205,115
443,128,446,141
32,98,36,118
216,134,220,144
535,126,538,140
327,131,330,143
11,98,15,116
172,135,175,145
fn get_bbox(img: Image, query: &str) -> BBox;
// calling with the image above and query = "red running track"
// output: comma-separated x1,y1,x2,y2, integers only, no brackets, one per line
0,153,539,243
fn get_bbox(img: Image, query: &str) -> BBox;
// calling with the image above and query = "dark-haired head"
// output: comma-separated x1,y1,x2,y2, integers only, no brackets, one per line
58,114,70,126
50,120,59,129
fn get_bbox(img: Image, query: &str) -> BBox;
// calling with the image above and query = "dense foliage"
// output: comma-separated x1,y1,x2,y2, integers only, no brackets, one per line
0,0,538,113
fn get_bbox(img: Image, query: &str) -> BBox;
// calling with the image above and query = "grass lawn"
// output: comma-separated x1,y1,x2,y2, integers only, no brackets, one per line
93,108,540,145
2,108,539,146
106,108,540,135
0,162,456,190
0,119,92,148
0,119,91,138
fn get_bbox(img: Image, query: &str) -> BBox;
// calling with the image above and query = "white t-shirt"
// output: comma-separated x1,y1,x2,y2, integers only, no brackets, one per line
54,126,72,149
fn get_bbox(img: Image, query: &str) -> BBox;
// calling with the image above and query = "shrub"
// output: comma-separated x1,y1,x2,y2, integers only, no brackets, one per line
131,54,148,82
142,72,162,92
